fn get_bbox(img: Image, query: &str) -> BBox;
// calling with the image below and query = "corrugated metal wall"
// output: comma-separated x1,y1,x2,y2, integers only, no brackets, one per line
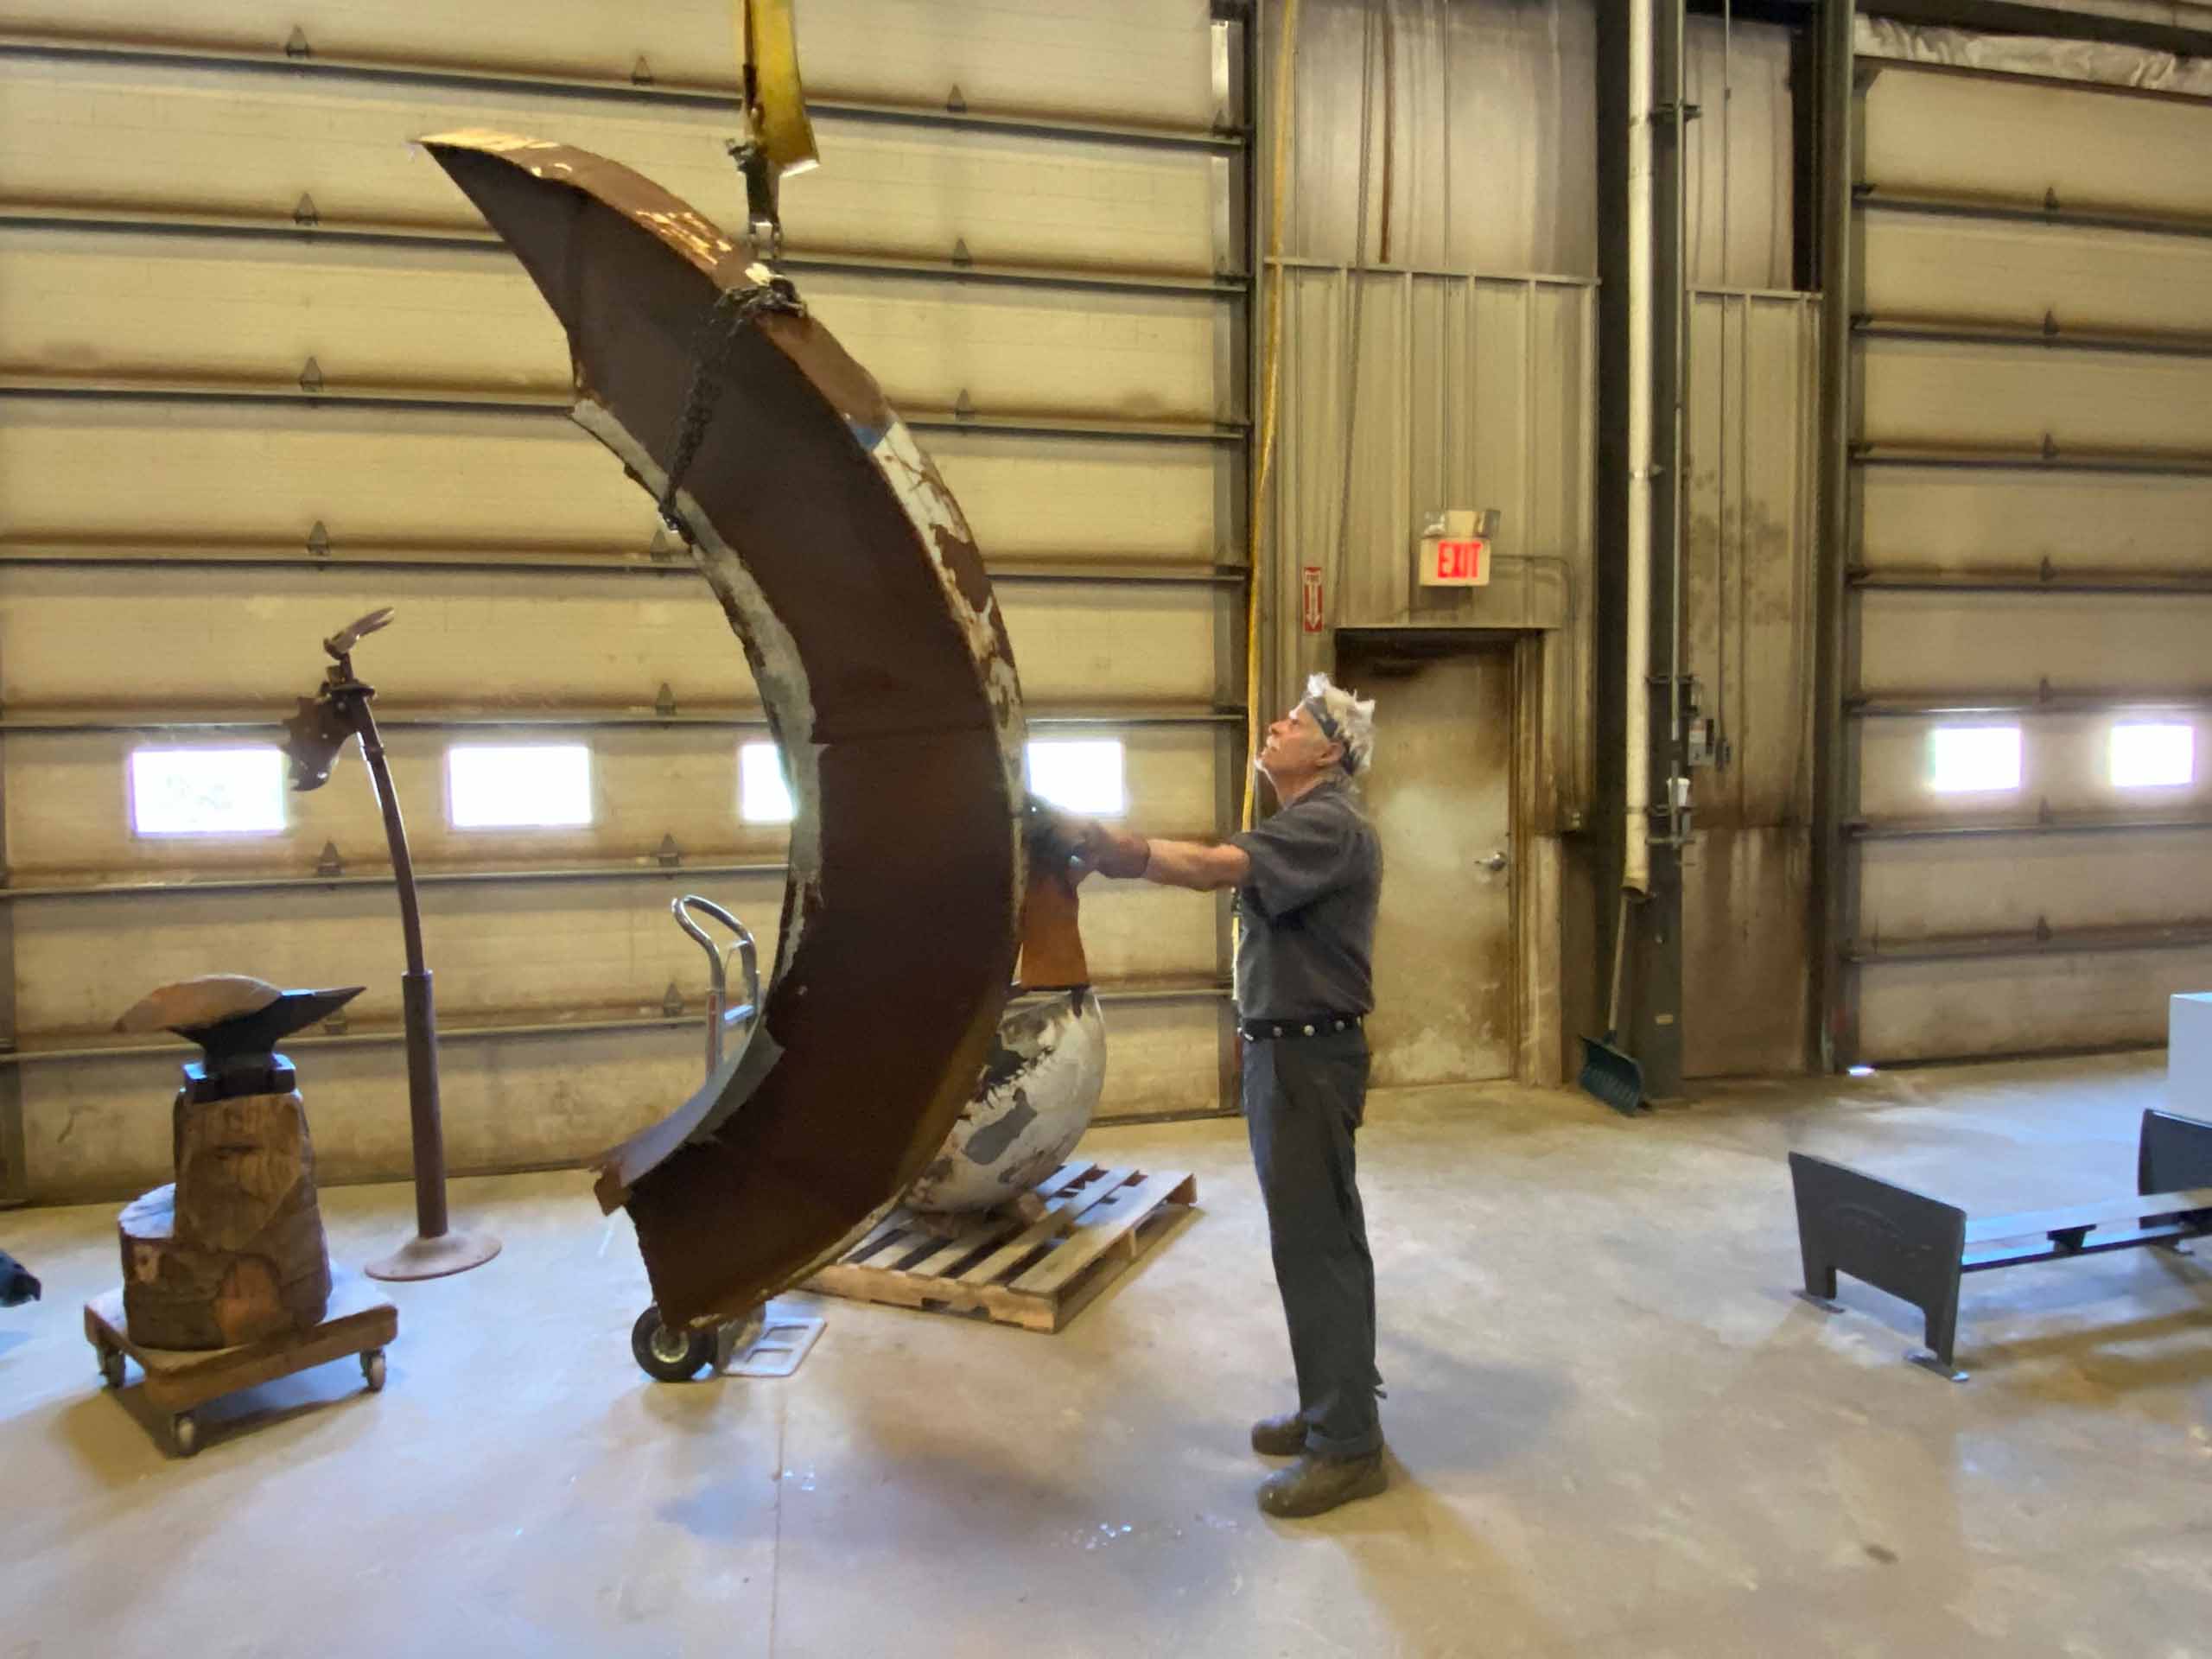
0,0,1249,1202
1270,263,1596,1082
1268,0,1808,1081
1846,56,2212,1062
1272,267,1596,752
1681,289,1820,1077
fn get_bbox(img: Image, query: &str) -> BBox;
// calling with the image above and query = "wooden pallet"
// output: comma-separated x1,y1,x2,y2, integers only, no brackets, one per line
804,1163,1196,1333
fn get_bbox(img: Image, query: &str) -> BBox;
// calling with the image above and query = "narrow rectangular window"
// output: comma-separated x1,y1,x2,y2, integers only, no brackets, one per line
1928,726,2021,794
1026,738,1127,817
447,744,593,829
130,747,287,836
2110,722,2193,790
739,741,795,824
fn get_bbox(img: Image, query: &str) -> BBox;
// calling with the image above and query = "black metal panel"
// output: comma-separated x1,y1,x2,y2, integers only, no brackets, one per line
1789,1150,1967,1366
2140,1108,2212,1201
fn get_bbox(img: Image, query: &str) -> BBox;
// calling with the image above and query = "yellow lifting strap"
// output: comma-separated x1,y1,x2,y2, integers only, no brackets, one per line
738,0,819,180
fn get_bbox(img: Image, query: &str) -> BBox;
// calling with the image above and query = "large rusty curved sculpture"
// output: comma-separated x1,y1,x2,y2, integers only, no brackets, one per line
423,133,1026,1330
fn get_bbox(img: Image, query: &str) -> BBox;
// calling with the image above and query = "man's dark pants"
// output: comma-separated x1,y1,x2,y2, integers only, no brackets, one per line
1242,1026,1381,1457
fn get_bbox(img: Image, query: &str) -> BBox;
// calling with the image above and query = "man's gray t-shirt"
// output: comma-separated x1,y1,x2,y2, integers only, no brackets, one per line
1228,777,1382,1020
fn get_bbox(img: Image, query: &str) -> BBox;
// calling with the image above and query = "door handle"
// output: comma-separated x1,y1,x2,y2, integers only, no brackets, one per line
1479,849,1510,874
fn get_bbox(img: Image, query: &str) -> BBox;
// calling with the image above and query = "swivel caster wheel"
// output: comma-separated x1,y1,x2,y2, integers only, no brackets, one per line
360,1349,386,1393
171,1411,199,1458
632,1304,714,1382
97,1344,125,1391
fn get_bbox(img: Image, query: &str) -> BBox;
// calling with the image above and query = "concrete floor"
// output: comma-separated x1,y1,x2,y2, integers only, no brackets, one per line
3,1052,2209,1659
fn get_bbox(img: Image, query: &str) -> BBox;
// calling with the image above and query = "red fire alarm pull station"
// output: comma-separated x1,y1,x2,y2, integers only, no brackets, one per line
1416,508,1501,588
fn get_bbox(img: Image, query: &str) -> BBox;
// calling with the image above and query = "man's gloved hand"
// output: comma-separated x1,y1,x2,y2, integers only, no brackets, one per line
1025,798,1090,870
1022,798,1147,880
1083,823,1150,880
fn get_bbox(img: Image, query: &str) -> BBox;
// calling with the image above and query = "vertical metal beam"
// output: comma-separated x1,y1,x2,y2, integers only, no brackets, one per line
1810,0,1857,1071
1591,0,1633,1066
1630,0,1689,1100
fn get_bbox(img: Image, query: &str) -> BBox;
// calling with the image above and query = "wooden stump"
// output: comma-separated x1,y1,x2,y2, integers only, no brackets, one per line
119,1090,331,1351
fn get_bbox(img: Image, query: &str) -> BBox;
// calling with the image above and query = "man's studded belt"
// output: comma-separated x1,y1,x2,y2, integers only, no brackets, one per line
1238,1014,1363,1041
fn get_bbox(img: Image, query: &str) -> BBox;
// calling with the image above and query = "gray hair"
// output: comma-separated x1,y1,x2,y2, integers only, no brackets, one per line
1302,672,1376,776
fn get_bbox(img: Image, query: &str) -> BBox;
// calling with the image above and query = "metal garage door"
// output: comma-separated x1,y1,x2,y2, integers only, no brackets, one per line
0,1,1251,1202
1843,51,2212,1063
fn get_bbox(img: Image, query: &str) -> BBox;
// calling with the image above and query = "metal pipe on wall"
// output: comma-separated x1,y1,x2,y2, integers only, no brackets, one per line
1668,0,1690,856
1625,0,1656,899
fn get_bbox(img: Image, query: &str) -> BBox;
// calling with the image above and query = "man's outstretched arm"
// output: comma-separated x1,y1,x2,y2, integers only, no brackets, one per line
1072,823,1250,893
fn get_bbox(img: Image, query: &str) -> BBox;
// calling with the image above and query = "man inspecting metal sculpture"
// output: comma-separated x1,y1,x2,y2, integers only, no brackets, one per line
1060,673,1385,1519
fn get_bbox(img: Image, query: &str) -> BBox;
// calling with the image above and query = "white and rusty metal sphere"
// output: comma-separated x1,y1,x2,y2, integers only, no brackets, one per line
904,988,1105,1214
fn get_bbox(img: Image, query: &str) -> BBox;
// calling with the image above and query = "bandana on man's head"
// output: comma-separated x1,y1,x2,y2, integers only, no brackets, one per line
1300,696,1357,773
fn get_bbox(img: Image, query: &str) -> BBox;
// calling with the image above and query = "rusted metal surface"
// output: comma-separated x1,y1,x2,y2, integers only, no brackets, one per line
423,132,1025,1328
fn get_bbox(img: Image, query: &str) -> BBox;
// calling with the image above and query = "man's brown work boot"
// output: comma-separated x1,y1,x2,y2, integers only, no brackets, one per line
1256,1449,1388,1518
1250,1412,1308,1456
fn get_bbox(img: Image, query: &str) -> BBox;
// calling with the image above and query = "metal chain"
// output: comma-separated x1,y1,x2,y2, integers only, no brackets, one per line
656,277,804,537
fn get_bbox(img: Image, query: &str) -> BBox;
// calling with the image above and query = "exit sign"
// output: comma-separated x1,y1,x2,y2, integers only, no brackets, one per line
1425,537,1488,585
1416,508,1499,588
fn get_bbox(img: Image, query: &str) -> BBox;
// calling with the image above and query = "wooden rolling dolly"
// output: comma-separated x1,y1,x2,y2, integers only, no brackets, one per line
86,1274,397,1457
98,974,401,1456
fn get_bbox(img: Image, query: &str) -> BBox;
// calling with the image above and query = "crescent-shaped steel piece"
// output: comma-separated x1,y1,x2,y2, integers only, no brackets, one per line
421,132,1026,1329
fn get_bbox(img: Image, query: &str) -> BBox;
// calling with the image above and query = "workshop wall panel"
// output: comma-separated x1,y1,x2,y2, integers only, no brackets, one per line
1855,945,2212,1065
0,224,1232,423
0,4,1242,1198
1863,214,2212,338
1861,340,2212,454
0,564,1230,709
0,399,1230,569
18,986,1229,1202
1859,829,2212,943
1859,468,2212,575
1681,291,1820,1078
1856,711,2212,823
0,0,1221,129
8,869,1219,1039
1844,51,2212,1063
1857,590,2212,698
0,56,1223,275
1862,67,2212,220
3,723,1230,880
